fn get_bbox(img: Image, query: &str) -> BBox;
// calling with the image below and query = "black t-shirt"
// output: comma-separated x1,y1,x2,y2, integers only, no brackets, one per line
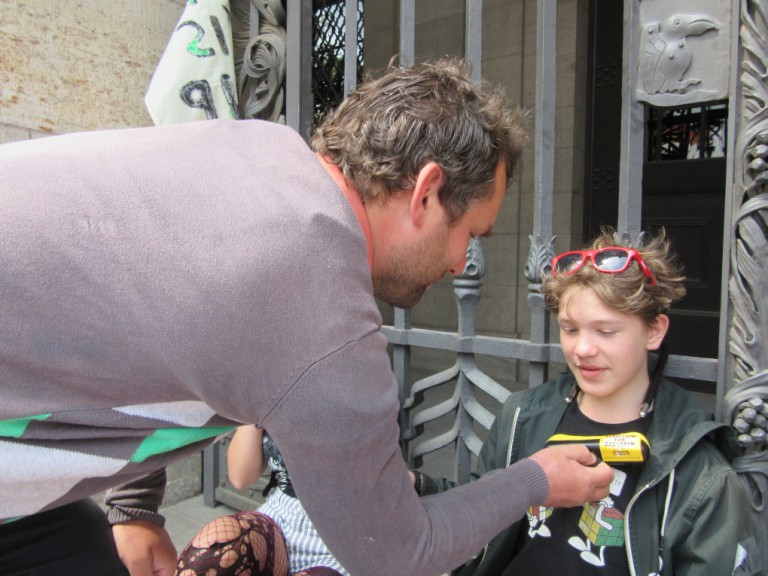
500,402,651,576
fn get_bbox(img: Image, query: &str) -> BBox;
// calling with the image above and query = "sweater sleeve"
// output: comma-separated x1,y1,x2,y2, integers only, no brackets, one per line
263,332,549,576
105,468,167,528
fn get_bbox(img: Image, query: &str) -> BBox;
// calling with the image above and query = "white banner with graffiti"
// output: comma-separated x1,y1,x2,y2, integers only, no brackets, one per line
145,0,238,125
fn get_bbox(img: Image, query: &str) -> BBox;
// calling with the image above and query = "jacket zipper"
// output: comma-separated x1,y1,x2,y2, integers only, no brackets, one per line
474,406,522,570
624,482,649,576
625,468,673,576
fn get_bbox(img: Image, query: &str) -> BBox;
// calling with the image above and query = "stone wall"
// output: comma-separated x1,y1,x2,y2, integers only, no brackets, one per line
0,0,183,142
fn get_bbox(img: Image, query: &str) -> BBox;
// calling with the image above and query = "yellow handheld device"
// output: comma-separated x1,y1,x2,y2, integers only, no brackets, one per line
546,432,650,464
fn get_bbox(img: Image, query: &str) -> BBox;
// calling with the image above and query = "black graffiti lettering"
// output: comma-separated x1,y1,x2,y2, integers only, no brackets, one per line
180,80,218,119
210,15,229,56
220,74,238,118
177,20,215,58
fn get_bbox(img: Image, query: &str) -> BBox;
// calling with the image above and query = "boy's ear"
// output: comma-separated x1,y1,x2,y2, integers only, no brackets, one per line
647,314,670,350
409,162,445,227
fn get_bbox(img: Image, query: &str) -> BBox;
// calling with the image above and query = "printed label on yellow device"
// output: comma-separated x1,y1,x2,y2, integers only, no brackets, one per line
546,432,650,463
598,433,648,463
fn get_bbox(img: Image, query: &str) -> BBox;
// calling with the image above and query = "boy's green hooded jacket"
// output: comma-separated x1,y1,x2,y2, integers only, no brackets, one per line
421,373,760,576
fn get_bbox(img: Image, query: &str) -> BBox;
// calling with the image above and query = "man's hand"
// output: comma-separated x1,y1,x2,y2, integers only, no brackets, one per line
528,444,614,507
112,520,178,576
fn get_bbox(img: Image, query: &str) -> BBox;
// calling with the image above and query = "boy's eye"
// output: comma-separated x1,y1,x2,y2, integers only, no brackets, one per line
598,330,617,336
560,326,576,334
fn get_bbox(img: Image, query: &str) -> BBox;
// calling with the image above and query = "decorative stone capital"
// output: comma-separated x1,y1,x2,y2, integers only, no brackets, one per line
460,236,486,280
525,234,556,284
636,0,731,106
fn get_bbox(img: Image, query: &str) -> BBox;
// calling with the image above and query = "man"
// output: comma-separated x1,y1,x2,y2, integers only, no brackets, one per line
0,60,612,576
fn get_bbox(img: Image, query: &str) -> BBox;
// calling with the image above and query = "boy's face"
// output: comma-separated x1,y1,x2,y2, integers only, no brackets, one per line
557,286,668,420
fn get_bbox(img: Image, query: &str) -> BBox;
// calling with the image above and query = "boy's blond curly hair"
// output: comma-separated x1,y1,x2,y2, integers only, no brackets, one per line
543,227,687,322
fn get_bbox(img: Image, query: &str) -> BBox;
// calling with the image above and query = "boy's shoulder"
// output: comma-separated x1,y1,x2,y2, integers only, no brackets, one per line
501,373,574,415
652,378,742,460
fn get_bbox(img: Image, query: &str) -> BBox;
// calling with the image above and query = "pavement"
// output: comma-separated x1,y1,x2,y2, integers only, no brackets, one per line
162,494,239,551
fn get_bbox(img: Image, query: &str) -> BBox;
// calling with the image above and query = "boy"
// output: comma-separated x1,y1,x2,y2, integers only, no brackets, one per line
417,229,757,575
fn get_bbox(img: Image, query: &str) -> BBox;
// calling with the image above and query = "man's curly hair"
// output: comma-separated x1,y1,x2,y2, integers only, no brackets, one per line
311,58,527,222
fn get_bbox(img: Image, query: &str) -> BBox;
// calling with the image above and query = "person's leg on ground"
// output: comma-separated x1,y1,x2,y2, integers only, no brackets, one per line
175,511,289,576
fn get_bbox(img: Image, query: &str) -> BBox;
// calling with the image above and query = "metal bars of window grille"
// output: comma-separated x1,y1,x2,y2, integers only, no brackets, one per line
389,0,720,486
646,103,729,161
387,0,564,484
311,0,364,124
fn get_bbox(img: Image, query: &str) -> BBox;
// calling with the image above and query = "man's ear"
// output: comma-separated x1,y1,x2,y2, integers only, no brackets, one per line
647,314,670,350
409,162,445,227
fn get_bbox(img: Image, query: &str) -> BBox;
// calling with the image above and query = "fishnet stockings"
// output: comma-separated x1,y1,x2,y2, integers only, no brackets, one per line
175,511,288,576
175,511,342,576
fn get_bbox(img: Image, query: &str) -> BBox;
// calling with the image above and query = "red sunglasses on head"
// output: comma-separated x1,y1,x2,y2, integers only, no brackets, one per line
551,247,657,285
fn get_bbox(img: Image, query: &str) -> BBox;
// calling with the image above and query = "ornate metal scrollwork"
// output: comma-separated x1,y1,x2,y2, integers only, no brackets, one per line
725,1,768,568
726,0,768,428
402,238,512,481
460,236,486,281
231,0,286,123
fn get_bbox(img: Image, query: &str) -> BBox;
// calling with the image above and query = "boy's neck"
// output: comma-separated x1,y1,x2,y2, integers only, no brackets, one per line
577,381,651,424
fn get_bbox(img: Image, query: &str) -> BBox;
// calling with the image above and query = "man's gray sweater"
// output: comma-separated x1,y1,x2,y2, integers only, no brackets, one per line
0,119,547,575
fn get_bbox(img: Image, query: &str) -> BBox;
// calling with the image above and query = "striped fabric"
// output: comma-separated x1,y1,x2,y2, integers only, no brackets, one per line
0,402,235,521
259,489,348,576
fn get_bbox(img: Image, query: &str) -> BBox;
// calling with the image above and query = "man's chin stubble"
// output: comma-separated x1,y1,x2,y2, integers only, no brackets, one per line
374,285,427,309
